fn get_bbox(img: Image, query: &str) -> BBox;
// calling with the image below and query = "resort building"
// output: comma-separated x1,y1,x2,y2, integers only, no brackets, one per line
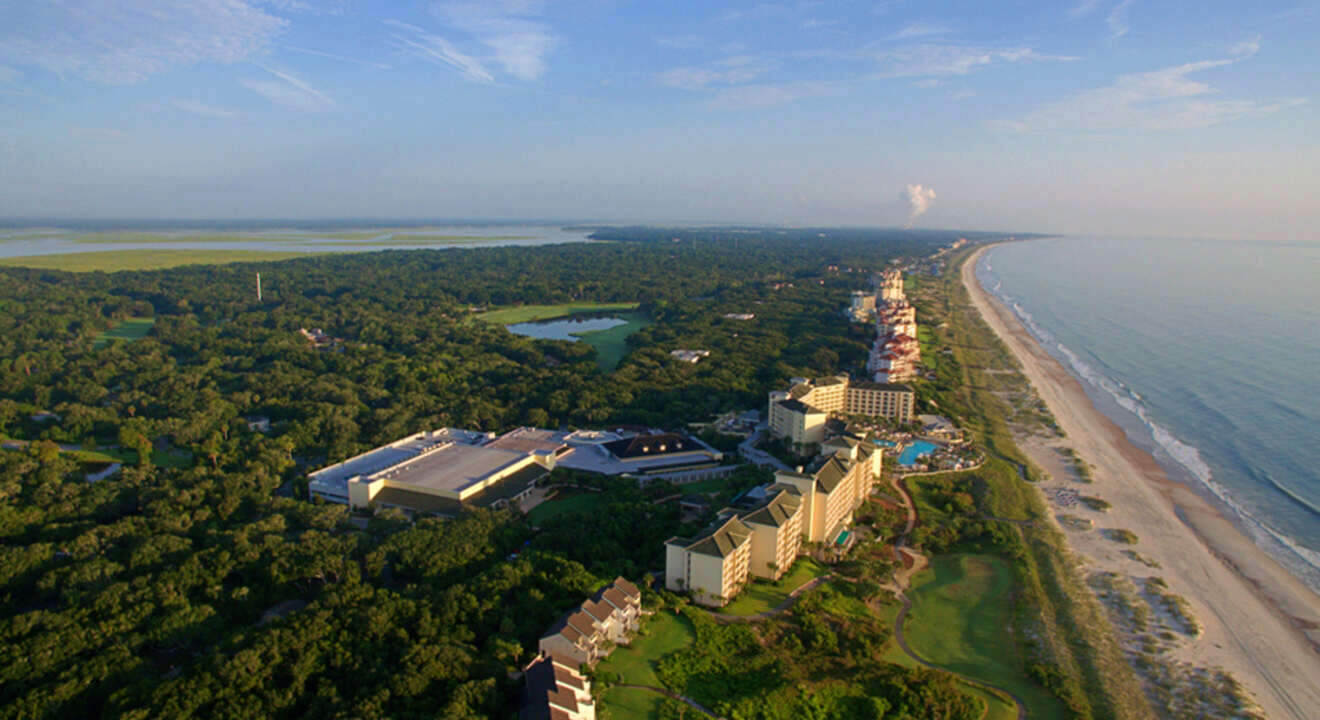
868,269,922,383
538,577,642,666
665,443,879,605
520,653,596,720
773,440,880,546
555,431,727,482
846,290,877,322
306,427,567,517
664,514,753,607
670,349,711,363
738,486,804,581
768,375,915,445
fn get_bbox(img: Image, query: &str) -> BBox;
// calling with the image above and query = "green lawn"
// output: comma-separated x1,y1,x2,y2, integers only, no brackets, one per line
93,318,155,349
573,311,651,371
64,445,194,469
598,610,696,687
674,475,735,495
719,557,829,616
0,249,320,272
526,489,608,524
600,686,665,720
903,554,1065,719
881,622,1018,720
474,302,640,324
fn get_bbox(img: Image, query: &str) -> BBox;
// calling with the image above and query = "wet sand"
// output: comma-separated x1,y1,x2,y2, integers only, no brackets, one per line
962,245,1320,720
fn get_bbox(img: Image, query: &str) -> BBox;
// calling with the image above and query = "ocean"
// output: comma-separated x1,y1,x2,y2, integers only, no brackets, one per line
976,236,1320,593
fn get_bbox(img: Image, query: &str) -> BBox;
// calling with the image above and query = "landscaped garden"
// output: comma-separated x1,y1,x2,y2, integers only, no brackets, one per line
719,557,830,617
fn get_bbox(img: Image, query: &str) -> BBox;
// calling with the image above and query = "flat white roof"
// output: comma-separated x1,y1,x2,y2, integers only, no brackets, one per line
371,443,529,494
307,431,448,493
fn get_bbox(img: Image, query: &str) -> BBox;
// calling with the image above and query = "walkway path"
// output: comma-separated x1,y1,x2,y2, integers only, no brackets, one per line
614,683,726,719
738,426,792,472
882,473,1028,720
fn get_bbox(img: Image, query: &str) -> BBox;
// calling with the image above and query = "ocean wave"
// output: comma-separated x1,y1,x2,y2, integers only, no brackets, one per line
976,253,1320,587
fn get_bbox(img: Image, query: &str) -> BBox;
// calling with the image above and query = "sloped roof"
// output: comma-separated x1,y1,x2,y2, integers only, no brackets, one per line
814,456,851,493
686,515,752,558
739,488,802,528
603,432,697,459
612,576,641,600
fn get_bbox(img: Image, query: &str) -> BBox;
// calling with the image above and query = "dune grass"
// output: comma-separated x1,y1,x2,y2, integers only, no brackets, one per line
0,249,318,272
93,318,155,349
475,302,640,324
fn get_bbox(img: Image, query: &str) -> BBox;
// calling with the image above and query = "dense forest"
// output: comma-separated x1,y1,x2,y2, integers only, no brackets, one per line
0,228,998,718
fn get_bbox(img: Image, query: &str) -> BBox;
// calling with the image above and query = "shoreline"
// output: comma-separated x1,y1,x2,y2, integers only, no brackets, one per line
961,244,1320,720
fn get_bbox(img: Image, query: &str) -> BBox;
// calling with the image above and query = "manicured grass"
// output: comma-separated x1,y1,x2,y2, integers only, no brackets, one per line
93,318,155,349
526,489,608,524
903,554,1065,718
719,557,829,616
0,249,319,272
64,445,194,469
674,475,734,494
573,312,651,371
474,302,640,325
598,610,696,687
600,686,665,720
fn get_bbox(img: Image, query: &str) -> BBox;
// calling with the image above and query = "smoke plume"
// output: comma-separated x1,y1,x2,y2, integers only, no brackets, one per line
904,184,936,228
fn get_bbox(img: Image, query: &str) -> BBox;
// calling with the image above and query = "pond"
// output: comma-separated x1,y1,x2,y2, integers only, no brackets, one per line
505,316,629,341
506,312,651,371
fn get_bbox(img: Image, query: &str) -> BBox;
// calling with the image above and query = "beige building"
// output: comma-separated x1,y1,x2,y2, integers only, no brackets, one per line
738,487,804,581
664,514,753,607
307,427,567,517
767,376,914,446
774,441,881,546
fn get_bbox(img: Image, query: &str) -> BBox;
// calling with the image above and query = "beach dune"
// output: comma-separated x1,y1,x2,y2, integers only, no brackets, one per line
962,245,1320,720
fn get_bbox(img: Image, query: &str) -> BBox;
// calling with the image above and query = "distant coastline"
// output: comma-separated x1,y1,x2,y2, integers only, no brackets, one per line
961,243,1320,720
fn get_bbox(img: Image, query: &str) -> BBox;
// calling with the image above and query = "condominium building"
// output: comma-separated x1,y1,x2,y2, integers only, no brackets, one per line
768,375,914,445
664,514,753,607
520,653,596,720
537,578,642,666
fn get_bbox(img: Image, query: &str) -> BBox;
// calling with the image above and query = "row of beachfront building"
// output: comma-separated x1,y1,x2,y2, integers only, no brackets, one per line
849,269,923,383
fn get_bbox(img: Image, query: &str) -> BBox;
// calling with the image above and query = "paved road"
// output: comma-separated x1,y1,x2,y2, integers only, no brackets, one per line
738,427,791,472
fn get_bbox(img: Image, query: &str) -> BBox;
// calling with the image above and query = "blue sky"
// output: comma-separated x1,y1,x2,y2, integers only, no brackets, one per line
0,1,1316,240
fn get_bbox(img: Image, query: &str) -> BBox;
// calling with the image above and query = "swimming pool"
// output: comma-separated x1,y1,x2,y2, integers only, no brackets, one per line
898,440,938,467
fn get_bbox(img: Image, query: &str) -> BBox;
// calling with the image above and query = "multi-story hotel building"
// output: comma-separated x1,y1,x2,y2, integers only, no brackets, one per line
773,439,880,546
768,375,915,445
664,514,753,607
739,487,804,581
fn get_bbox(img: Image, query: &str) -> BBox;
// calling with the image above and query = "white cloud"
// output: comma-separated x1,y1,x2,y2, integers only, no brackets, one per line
0,1,287,84
892,23,950,40
1107,0,1134,38
1069,0,1103,18
284,45,392,70
1011,54,1304,132
1230,35,1261,58
430,1,556,81
172,99,240,118
659,56,776,90
875,45,1077,78
387,20,493,83
241,64,335,111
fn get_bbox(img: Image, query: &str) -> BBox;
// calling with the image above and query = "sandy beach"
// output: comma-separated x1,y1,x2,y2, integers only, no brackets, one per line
962,245,1320,720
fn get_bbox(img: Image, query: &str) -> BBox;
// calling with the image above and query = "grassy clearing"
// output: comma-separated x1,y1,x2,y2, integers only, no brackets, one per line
475,302,640,324
874,646,1017,720
573,312,651,371
719,557,829,616
92,318,155,349
905,554,1067,718
63,445,194,469
526,489,608,524
598,610,696,687
0,249,319,272
600,686,664,720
